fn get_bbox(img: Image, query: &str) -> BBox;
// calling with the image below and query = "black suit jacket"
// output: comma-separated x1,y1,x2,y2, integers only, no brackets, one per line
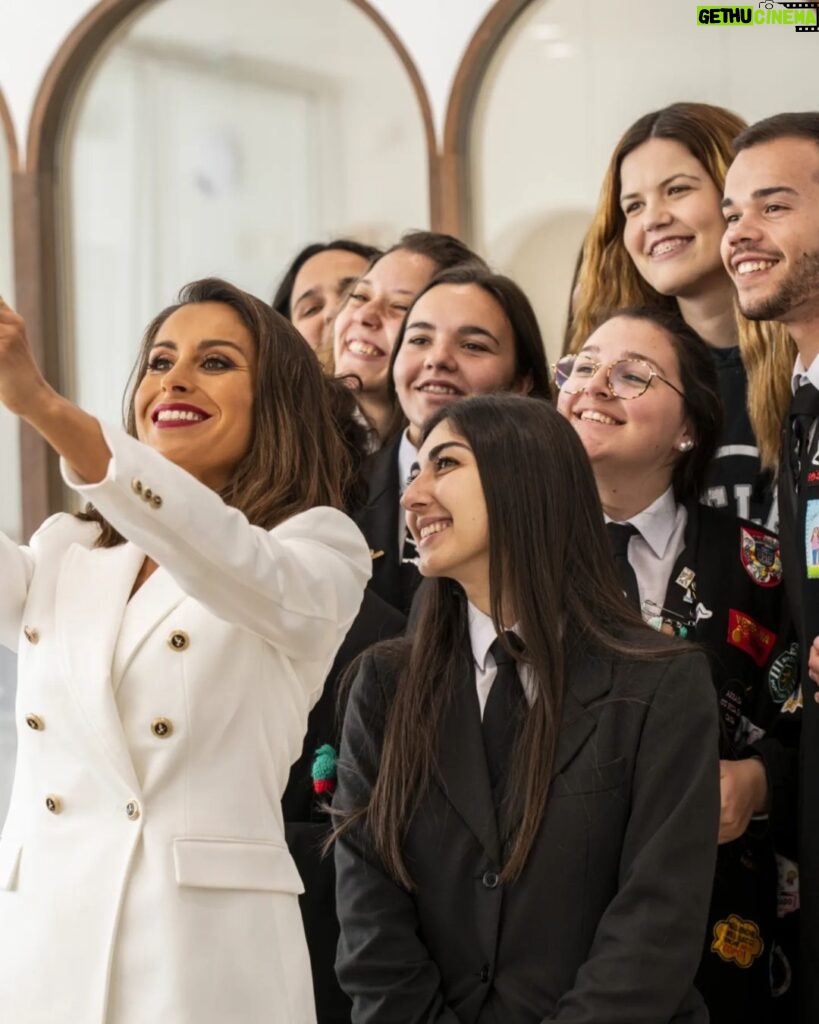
778,391,819,1023
284,590,405,1024
335,639,720,1023
352,435,422,615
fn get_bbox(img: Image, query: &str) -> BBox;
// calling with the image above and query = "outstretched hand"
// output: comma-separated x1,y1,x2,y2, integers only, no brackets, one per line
0,296,53,417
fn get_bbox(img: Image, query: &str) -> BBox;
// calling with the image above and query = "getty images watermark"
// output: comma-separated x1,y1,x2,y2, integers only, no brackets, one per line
697,2,818,30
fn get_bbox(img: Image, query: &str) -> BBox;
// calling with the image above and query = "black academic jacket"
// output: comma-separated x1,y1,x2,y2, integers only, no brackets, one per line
334,638,720,1024
284,590,405,1024
777,386,819,1024
352,434,421,615
655,503,796,1021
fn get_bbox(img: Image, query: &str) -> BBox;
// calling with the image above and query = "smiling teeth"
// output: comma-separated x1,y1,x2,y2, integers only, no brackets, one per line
419,384,460,395
157,409,206,422
737,260,777,275
419,521,451,539
348,340,382,357
580,410,618,425
651,238,690,257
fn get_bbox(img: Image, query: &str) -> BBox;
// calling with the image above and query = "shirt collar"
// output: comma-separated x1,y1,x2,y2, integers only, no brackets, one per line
605,487,679,559
792,353,819,395
397,429,418,495
467,601,522,671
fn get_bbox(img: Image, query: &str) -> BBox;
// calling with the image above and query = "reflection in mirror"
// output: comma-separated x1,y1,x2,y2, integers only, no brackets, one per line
0,111,18,820
470,0,818,360
65,0,430,424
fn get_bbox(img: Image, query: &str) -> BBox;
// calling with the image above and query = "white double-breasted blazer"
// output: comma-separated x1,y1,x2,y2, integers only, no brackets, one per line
0,425,370,1024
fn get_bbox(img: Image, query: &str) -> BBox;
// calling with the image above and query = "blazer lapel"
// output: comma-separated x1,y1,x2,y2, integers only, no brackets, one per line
435,651,501,865
112,567,187,684
56,541,146,795
551,649,614,779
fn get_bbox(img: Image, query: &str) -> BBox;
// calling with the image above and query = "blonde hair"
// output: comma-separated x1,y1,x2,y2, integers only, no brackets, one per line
567,102,794,471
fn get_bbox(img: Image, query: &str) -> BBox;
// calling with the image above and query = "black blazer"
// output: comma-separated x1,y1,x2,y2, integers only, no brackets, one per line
335,639,720,1023
284,590,405,1024
352,434,422,615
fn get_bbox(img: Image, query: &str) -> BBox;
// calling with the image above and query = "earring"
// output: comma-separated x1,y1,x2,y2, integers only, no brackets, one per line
678,440,694,452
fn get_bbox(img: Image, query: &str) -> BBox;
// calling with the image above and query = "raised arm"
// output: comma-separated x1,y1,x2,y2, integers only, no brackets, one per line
0,298,370,662
547,651,720,1023
334,653,461,1024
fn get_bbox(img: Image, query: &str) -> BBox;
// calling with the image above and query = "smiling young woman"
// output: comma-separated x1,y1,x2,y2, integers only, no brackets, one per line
557,306,796,1022
271,239,381,354
332,394,720,1023
0,279,371,1024
566,102,794,527
353,263,552,615
331,230,482,445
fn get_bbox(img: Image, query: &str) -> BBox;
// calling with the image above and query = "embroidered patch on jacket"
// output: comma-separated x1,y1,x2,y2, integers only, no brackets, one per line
776,855,800,919
740,527,782,587
311,744,337,796
711,914,764,968
768,643,800,703
805,500,819,580
727,610,776,667
782,686,803,715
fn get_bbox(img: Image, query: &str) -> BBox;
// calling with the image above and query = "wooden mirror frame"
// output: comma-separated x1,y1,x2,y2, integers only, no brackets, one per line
14,0,438,536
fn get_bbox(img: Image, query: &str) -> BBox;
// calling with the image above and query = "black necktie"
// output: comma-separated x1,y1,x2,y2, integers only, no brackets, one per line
482,634,526,792
606,522,641,610
788,382,819,490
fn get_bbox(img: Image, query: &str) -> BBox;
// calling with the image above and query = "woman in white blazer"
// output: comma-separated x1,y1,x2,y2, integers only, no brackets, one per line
0,279,371,1024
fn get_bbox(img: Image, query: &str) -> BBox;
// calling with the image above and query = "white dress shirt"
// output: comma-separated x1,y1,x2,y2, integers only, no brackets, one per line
396,429,418,555
467,601,535,717
605,488,688,616
791,352,819,394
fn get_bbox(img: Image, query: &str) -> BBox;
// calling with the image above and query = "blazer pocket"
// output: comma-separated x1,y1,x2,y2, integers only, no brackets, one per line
552,757,627,797
173,837,305,894
0,836,22,891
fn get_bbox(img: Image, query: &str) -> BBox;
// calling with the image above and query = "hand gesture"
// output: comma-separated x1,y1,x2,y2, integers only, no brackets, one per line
718,757,768,844
0,296,51,417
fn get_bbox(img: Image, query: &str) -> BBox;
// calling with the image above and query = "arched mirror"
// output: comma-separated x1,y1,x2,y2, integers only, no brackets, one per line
0,97,18,820
467,0,819,359
63,0,432,424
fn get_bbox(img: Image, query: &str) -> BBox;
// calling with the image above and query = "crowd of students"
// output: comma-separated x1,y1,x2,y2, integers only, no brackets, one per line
0,102,817,1024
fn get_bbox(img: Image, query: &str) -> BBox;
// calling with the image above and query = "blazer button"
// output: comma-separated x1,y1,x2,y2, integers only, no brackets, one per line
151,718,173,738
125,800,141,821
482,870,499,889
25,714,45,731
167,630,189,651
131,478,143,495
150,494,163,509
45,794,62,814
479,964,490,984
143,488,153,503
23,626,40,645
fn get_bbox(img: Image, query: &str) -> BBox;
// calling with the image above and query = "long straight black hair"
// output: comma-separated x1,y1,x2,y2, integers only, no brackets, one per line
336,395,687,887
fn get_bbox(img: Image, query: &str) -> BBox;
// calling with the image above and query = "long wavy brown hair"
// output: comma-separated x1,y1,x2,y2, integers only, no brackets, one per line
565,102,794,470
333,395,689,888
79,278,355,545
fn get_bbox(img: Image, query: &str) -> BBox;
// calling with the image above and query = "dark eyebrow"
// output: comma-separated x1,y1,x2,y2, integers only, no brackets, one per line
620,172,701,203
405,320,500,346
722,185,799,209
427,441,472,461
293,286,322,309
150,339,249,357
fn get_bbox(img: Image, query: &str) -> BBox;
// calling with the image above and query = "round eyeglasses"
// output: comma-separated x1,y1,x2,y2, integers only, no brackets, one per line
553,355,685,401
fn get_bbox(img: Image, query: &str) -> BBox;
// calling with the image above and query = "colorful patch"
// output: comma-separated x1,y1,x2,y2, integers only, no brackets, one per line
676,567,695,590
740,527,782,587
805,500,819,580
711,914,764,968
311,743,337,797
727,610,777,667
768,643,800,703
776,855,800,919
807,470,819,485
